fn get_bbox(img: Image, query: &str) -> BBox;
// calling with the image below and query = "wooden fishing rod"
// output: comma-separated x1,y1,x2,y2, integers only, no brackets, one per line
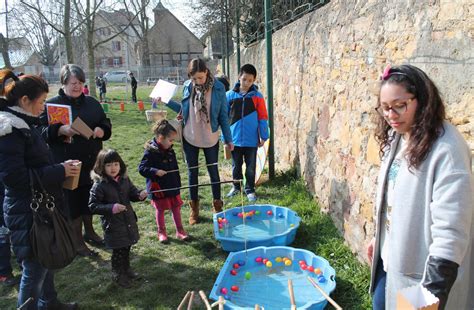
149,179,242,194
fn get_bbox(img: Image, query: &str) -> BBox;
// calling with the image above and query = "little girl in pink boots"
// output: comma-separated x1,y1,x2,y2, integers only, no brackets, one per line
139,120,189,243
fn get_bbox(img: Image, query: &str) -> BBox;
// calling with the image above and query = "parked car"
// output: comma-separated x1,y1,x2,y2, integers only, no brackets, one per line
104,71,129,83
146,77,160,86
166,75,185,85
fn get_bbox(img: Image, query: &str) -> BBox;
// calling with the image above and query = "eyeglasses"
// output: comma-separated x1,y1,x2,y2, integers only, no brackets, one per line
375,97,416,117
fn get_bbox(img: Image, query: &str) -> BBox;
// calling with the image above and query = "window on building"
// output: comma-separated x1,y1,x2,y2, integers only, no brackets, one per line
113,57,121,67
101,57,108,67
112,41,121,51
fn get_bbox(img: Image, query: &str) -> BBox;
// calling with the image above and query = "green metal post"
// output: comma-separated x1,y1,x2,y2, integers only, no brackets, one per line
265,0,275,179
235,0,241,75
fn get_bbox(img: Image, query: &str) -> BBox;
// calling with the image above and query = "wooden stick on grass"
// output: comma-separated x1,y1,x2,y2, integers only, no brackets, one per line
177,291,191,310
187,291,195,310
307,276,342,310
288,279,297,310
199,290,212,310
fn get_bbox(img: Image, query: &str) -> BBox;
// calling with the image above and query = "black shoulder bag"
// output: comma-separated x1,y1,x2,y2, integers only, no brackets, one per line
29,170,77,269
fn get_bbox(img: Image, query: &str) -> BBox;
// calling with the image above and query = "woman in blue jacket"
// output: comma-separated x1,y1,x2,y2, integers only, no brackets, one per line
157,58,233,225
0,70,80,309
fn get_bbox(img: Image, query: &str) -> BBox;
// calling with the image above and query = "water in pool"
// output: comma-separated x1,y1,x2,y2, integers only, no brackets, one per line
220,219,290,240
222,264,327,309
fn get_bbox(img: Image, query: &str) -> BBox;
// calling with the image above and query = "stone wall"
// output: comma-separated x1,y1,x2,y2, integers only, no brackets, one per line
227,0,474,261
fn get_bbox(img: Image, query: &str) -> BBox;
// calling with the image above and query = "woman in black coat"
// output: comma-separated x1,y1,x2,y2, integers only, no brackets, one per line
0,70,80,309
40,64,112,257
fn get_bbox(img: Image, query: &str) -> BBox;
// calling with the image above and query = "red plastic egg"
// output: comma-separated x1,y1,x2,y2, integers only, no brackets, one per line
262,258,269,264
255,257,263,263
230,269,237,276
231,285,239,292
301,264,307,270
267,210,273,216
307,266,315,272
299,260,306,265
220,287,228,294
233,263,240,269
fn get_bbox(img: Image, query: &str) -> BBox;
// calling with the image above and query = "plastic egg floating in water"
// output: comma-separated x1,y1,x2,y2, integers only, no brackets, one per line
233,263,240,269
308,266,315,272
290,223,295,227
285,259,292,266
255,210,261,215
238,260,245,266
231,285,239,292
230,269,237,276
278,213,284,218
314,268,322,275
220,287,228,295
255,257,263,263
275,257,282,263
318,275,326,283
266,261,273,268
245,272,251,280
267,210,273,216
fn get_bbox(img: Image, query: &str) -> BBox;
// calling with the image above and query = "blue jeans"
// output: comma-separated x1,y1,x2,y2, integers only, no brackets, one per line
182,139,221,200
372,258,386,310
18,258,57,310
231,146,257,194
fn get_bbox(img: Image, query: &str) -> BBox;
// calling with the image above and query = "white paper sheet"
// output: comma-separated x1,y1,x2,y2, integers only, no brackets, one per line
149,79,178,103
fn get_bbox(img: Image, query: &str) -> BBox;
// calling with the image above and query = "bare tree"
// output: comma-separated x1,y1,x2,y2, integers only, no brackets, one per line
10,0,60,77
19,0,85,63
72,0,146,97
121,0,153,67
0,33,12,69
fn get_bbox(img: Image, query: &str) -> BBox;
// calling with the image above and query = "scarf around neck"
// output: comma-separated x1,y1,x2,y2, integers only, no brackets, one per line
192,75,214,123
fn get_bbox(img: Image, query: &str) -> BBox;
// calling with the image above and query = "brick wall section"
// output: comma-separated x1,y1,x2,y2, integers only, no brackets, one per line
227,0,474,261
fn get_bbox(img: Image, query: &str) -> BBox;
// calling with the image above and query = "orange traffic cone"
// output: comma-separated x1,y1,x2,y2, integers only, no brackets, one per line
120,102,125,112
138,100,144,111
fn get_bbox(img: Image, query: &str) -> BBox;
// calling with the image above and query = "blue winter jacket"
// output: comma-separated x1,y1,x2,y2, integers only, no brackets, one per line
166,79,232,143
226,83,269,147
0,107,66,261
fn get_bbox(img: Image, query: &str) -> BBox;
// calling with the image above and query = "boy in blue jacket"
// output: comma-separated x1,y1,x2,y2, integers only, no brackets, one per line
226,64,269,202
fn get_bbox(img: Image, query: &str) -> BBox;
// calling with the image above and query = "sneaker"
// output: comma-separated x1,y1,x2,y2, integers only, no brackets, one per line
158,232,169,243
176,231,190,241
247,193,257,202
226,188,241,198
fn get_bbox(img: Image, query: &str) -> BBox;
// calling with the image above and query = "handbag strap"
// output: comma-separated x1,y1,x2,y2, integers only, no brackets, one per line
29,169,55,212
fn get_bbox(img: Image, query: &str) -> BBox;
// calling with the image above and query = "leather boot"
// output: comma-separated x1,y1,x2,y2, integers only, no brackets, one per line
188,200,200,225
213,199,223,213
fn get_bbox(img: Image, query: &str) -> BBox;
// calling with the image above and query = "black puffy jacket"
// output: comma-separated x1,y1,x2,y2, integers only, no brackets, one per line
0,107,66,261
40,89,112,186
88,173,143,249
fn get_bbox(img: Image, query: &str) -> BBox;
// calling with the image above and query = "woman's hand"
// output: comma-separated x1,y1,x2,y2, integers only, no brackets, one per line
367,237,375,265
93,127,104,139
258,139,266,147
226,142,234,151
139,190,148,200
156,169,167,177
58,125,77,137
62,160,81,177
112,203,127,214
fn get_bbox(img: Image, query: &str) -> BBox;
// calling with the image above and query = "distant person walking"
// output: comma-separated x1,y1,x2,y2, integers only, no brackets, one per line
99,77,107,102
129,72,137,103
83,84,89,96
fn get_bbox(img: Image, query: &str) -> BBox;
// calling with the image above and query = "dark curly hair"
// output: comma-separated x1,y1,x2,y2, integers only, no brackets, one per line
374,64,446,169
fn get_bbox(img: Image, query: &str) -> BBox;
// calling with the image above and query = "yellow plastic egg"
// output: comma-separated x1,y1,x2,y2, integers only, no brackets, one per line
285,259,292,266
275,257,282,263
266,261,273,268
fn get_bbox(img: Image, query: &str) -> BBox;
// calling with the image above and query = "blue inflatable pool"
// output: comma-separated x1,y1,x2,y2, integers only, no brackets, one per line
210,246,337,309
213,204,301,252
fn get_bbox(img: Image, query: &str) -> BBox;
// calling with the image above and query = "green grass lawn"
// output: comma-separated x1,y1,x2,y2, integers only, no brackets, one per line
0,89,371,309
